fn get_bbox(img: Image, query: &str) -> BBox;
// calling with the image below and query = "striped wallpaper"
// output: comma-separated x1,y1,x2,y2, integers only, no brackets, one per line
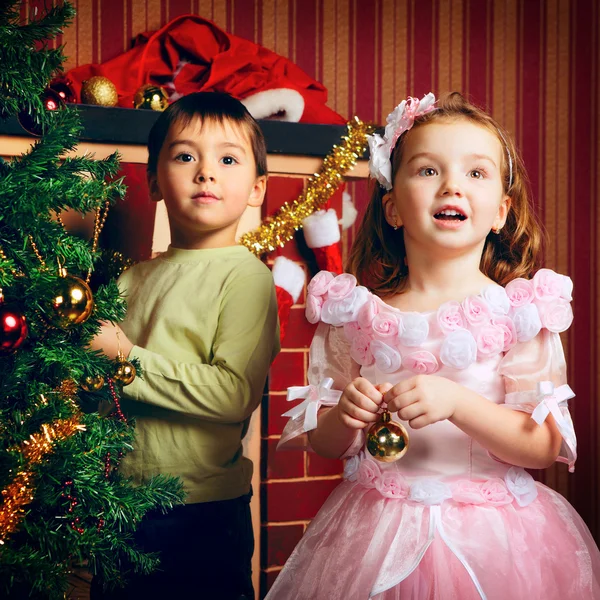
27,0,599,541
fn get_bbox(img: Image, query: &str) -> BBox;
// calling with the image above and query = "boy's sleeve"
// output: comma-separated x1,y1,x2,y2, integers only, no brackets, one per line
122,269,280,423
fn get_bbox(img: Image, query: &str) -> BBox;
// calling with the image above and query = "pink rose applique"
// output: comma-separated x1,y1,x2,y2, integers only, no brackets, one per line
357,297,379,329
505,278,535,308
376,469,410,499
482,284,511,315
327,273,357,301
350,332,374,366
539,301,574,333
452,480,486,505
307,271,334,297
440,329,477,370
532,269,563,302
480,478,513,506
560,274,573,301
491,316,517,352
370,340,402,373
356,458,381,488
372,312,401,340
462,296,492,327
512,304,542,342
305,294,323,324
437,301,465,335
475,323,505,357
321,286,370,326
398,312,429,347
404,351,439,375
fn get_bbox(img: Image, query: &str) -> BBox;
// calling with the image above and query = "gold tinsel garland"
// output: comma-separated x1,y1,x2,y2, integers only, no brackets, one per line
240,117,374,256
0,417,85,545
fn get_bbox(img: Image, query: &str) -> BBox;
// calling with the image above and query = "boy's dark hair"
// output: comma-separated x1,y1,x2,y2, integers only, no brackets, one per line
147,91,268,177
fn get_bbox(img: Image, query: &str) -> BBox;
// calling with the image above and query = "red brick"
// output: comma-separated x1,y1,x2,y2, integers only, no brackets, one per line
265,176,305,215
307,452,344,477
264,393,290,436
270,351,305,391
263,479,341,522
261,524,304,567
263,439,304,480
282,307,318,349
261,569,282,598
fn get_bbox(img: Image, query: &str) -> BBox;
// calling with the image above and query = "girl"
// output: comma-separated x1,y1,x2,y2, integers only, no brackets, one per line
267,93,600,599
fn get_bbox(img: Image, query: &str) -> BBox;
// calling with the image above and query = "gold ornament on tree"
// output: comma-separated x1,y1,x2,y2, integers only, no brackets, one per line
366,409,409,463
81,374,105,392
113,330,136,386
114,352,136,386
240,117,373,255
133,84,169,111
50,261,94,328
80,76,118,107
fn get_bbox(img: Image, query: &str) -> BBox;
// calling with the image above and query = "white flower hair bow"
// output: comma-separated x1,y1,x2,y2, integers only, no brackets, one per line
368,92,437,190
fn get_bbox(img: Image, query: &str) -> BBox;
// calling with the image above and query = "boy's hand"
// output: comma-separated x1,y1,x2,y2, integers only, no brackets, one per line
384,375,461,429
337,378,385,430
89,322,134,360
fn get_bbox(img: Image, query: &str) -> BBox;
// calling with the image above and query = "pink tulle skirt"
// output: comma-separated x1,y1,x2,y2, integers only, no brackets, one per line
266,480,600,600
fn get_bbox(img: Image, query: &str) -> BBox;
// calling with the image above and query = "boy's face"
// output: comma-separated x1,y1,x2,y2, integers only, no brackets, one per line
148,117,266,249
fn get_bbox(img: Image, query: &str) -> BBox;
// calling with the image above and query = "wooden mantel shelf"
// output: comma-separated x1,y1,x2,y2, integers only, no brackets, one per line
0,105,369,178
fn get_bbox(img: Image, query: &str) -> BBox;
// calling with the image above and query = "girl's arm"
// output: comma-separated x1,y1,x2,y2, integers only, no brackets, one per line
449,388,562,469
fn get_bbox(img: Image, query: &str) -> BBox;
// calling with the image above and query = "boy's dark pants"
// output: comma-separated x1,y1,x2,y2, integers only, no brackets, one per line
91,492,254,600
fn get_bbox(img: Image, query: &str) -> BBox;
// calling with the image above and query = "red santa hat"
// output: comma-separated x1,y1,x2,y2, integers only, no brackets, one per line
61,14,345,125
302,208,343,274
272,256,305,342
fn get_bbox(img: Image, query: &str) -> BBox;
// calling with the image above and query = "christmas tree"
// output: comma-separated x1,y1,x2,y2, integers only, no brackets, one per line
0,2,184,598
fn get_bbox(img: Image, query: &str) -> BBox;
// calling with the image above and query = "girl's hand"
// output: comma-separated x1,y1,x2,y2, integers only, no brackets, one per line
384,375,461,429
89,322,133,360
337,378,385,430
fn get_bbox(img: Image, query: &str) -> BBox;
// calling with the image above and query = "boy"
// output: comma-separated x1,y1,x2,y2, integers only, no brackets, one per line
90,92,280,599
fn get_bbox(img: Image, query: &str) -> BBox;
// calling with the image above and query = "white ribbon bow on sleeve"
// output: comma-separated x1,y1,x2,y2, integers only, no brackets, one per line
282,377,342,432
532,381,575,434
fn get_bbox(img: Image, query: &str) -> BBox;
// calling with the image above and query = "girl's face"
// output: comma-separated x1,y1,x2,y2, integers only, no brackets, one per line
383,119,510,258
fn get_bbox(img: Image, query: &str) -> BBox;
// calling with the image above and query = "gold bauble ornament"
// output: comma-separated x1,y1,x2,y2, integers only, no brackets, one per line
81,374,105,392
51,268,94,328
366,410,409,463
114,352,136,386
81,76,118,107
133,84,169,111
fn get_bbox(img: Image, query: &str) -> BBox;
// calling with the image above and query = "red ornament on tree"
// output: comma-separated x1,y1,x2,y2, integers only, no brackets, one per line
0,291,28,354
49,77,76,104
17,88,65,136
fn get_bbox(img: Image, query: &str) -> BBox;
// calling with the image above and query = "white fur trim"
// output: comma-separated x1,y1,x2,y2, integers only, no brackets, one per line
302,209,341,248
339,190,358,230
273,257,305,302
241,88,305,122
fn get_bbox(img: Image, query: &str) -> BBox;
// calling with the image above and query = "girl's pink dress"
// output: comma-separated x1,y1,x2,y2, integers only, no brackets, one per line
266,269,600,600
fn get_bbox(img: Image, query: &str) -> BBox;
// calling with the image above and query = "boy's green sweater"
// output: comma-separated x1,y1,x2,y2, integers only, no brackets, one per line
118,245,280,503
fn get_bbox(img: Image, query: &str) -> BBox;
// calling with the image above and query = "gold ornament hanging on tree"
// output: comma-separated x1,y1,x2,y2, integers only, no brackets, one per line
133,84,169,111
81,374,105,392
50,265,94,328
113,350,136,386
81,76,118,107
240,117,373,256
366,410,409,463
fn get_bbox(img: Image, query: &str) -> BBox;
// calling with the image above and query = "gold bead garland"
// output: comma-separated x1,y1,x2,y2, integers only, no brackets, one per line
86,200,110,284
240,117,374,256
0,417,86,544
